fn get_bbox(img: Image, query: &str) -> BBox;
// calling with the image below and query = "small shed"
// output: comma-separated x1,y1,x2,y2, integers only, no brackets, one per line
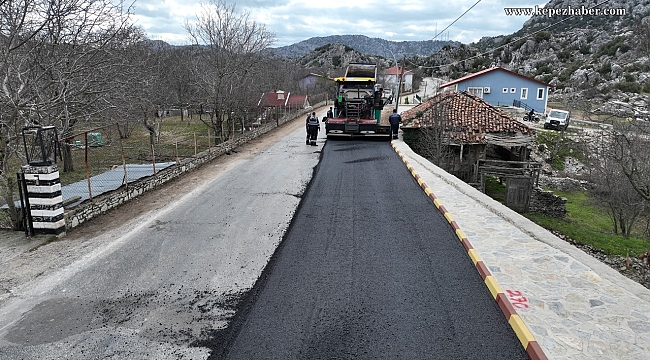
401,91,539,199
298,73,334,93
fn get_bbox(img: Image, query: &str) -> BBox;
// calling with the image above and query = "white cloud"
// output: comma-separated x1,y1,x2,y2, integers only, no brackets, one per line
127,0,544,47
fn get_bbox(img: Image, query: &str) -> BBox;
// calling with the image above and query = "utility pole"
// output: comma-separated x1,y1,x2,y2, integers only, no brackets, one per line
396,56,405,111
394,58,400,113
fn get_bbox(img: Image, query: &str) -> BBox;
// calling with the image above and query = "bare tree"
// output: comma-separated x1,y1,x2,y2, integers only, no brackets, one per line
185,0,275,143
610,122,650,202
584,128,646,236
412,98,454,166
0,0,136,229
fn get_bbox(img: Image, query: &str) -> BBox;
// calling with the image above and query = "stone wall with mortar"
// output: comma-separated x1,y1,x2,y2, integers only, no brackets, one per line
64,105,321,231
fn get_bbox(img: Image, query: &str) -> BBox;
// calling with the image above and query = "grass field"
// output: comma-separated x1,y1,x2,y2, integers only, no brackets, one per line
525,190,650,257
484,176,650,257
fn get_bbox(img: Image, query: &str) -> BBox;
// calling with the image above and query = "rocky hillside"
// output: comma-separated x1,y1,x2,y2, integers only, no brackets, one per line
268,35,458,59
423,0,650,109
294,43,393,77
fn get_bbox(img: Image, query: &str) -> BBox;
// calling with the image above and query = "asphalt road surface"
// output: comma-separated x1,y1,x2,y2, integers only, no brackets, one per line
215,138,528,359
0,122,322,359
0,121,527,359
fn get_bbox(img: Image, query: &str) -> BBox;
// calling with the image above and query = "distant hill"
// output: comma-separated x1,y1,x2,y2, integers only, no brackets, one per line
268,35,460,59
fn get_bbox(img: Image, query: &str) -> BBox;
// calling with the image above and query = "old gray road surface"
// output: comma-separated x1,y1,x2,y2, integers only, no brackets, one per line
0,122,321,359
219,139,528,359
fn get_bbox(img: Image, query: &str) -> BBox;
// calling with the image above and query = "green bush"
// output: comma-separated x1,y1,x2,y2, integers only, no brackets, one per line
598,62,611,75
643,83,650,93
536,131,578,170
541,74,554,84
614,81,642,94
557,50,571,61
597,36,630,57
536,61,551,75
535,31,552,42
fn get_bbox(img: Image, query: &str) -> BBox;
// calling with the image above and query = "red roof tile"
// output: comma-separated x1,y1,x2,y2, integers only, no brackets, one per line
258,91,288,107
401,91,534,145
286,94,307,107
382,66,414,76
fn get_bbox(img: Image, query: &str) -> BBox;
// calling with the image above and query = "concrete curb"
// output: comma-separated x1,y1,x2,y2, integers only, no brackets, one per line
391,141,548,360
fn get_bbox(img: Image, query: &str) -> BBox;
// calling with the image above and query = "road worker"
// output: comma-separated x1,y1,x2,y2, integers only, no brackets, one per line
388,108,402,140
306,112,320,146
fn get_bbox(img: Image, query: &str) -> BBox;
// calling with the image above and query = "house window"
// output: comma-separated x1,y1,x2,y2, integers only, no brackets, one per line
467,87,484,98
521,88,528,100
537,88,545,100
510,88,516,93
502,88,508,93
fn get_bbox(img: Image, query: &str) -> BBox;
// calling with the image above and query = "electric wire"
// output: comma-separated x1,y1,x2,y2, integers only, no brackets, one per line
415,0,616,71
431,0,482,41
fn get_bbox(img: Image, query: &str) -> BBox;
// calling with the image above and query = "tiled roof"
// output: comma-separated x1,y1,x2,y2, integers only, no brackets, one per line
258,91,291,107
286,94,307,107
439,67,552,89
382,66,413,76
258,91,308,108
401,91,534,145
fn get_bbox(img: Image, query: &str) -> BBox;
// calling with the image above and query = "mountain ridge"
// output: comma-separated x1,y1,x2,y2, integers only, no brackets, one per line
268,34,460,59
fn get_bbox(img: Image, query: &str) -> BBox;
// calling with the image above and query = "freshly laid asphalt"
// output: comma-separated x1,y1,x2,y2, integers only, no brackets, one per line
217,138,528,359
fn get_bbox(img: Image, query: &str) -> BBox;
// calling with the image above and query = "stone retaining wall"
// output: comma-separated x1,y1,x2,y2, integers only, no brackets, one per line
64,105,321,231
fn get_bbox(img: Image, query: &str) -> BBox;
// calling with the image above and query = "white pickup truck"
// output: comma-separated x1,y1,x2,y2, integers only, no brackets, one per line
544,109,571,130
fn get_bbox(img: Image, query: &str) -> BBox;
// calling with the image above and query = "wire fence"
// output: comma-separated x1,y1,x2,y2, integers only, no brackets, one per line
55,103,323,207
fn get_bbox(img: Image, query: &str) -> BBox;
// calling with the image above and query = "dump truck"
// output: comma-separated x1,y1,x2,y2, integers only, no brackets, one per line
325,63,392,139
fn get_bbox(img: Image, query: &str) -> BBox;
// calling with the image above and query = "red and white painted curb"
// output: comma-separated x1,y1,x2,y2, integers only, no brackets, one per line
392,142,548,360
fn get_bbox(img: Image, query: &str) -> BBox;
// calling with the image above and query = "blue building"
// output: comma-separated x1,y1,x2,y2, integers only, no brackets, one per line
439,67,551,113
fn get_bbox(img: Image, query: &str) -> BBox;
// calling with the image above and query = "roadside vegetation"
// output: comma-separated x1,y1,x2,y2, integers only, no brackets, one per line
0,0,331,231
525,190,650,257
485,178,649,258
486,120,650,259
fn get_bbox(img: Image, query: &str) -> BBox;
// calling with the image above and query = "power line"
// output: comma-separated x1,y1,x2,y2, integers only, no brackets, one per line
431,0,482,41
420,0,616,70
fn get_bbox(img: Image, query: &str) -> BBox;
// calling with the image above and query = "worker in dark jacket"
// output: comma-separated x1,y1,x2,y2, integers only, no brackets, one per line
388,108,402,140
306,112,319,146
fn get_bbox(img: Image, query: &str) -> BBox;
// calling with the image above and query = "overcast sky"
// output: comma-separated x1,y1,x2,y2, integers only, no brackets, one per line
128,0,543,48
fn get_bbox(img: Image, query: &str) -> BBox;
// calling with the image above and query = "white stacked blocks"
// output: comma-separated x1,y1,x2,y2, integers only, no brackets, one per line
22,164,66,236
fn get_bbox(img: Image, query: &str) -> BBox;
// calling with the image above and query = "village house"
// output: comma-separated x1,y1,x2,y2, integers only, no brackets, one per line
381,66,414,94
256,90,310,125
439,67,552,114
400,91,543,212
298,73,333,93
